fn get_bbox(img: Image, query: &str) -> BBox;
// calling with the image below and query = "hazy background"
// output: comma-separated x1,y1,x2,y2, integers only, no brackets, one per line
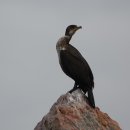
0,0,130,129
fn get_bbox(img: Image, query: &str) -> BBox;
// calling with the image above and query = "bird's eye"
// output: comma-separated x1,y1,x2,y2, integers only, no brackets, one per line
72,26,76,29
70,25,76,29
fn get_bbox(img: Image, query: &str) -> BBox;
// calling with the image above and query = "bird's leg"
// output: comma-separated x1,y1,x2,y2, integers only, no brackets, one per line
69,82,79,93
73,82,77,89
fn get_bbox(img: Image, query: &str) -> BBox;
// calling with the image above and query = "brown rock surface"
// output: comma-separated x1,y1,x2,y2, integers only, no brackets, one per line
34,89,122,130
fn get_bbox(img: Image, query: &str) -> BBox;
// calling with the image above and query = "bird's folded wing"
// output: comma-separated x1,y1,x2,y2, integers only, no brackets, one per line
67,45,87,64
66,45,94,84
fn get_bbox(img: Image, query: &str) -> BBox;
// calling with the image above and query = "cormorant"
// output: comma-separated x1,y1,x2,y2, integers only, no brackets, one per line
56,25,95,108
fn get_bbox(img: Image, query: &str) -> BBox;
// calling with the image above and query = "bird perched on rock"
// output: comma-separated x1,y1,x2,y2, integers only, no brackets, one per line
56,25,95,108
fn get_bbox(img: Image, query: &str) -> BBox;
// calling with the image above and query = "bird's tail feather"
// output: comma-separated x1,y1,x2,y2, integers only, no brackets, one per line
88,89,95,108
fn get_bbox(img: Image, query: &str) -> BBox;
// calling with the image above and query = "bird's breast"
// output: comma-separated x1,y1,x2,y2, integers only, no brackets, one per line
56,47,67,61
56,37,68,59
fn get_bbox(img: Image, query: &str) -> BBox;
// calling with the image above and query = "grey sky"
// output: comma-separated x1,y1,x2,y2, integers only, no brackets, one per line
0,0,130,130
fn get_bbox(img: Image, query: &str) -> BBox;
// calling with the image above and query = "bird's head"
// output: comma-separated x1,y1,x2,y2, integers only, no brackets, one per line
65,25,82,37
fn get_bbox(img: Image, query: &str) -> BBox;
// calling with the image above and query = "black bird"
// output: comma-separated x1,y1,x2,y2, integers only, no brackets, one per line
56,25,95,108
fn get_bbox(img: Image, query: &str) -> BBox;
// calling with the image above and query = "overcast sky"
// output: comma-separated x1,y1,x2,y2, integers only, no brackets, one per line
0,0,130,130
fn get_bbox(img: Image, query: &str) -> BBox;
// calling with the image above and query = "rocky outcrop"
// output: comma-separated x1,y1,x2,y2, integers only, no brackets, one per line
34,89,122,130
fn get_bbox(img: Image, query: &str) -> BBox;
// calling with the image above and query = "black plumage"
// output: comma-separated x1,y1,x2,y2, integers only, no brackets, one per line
56,25,95,108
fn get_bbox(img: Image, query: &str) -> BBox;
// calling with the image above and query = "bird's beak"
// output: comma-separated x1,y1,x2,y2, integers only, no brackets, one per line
77,26,82,30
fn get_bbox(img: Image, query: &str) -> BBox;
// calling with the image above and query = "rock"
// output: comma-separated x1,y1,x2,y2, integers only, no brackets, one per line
34,89,122,130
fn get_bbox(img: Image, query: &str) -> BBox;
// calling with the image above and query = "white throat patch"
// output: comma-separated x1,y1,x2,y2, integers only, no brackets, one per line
59,46,66,51
56,36,69,52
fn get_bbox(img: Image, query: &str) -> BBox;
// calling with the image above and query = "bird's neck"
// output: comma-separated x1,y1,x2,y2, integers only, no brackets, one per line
65,35,72,43
56,35,72,52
